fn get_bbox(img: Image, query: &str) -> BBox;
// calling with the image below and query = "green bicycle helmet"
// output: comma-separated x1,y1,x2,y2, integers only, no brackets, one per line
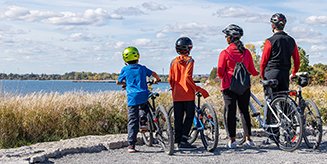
122,46,140,63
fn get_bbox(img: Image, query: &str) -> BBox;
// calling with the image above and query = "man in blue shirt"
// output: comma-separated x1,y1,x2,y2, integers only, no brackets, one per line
117,46,161,153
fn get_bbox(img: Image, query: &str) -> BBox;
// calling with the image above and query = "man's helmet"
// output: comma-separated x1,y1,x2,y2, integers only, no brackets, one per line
222,24,243,39
270,13,287,30
175,37,193,55
122,46,140,63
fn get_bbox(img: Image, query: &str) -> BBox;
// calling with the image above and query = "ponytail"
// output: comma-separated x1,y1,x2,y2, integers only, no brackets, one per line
231,37,245,54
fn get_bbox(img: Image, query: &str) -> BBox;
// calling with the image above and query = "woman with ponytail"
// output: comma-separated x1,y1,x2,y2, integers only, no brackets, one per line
217,24,259,149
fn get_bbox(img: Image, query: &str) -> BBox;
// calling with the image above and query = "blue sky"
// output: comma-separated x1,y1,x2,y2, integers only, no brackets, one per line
0,0,326,74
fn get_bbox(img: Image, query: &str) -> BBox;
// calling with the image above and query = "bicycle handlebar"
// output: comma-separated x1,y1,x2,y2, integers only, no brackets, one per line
147,79,161,86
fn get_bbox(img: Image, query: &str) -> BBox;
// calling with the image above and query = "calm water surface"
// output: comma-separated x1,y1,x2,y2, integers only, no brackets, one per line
0,80,170,95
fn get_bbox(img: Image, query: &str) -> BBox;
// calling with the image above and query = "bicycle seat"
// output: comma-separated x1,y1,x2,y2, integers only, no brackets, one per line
260,79,278,87
295,72,308,77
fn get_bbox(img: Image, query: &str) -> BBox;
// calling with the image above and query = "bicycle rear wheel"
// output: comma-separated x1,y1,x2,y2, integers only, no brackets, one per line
155,105,174,155
200,103,219,152
168,106,198,144
270,96,303,152
141,113,154,146
303,100,323,149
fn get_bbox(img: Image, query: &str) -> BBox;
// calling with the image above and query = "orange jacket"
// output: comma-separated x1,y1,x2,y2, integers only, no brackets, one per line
169,55,209,101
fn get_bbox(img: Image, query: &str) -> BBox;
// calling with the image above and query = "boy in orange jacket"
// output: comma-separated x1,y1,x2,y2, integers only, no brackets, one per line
169,37,209,148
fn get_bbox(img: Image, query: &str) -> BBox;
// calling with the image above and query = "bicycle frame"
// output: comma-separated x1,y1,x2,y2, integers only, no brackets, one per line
249,92,293,134
147,92,160,127
193,93,205,131
193,93,216,131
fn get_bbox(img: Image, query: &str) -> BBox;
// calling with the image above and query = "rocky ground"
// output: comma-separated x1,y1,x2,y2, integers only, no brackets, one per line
1,129,326,164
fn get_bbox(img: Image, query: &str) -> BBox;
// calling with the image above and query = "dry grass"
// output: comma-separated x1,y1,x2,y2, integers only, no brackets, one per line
0,84,326,148
0,91,128,148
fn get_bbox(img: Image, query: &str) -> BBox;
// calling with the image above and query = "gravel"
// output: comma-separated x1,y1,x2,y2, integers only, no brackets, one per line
53,131,327,164
1,129,326,164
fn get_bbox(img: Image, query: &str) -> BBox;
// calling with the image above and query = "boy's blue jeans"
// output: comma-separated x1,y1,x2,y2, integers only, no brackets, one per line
127,103,148,146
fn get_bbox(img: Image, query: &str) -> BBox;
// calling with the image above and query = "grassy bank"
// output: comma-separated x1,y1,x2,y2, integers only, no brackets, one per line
0,84,326,148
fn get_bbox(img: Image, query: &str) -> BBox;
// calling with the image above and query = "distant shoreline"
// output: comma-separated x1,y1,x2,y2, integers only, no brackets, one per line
72,80,116,83
0,79,117,83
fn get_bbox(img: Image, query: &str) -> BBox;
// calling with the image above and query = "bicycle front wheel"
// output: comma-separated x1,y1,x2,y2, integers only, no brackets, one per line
155,105,174,155
270,96,303,152
303,100,323,149
200,103,219,152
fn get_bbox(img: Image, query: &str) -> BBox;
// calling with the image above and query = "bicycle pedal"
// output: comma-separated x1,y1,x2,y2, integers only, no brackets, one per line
252,112,260,117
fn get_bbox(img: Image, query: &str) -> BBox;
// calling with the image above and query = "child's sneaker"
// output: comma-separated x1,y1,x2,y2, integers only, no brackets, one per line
127,145,137,153
226,140,237,149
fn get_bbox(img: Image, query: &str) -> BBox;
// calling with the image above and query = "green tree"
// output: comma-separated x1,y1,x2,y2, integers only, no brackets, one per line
298,46,310,72
245,43,260,70
209,67,217,80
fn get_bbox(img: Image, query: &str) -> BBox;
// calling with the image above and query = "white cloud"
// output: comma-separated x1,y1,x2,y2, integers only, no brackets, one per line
142,2,168,11
161,22,217,34
47,8,123,25
156,32,166,38
133,38,151,46
1,6,123,25
65,33,92,41
305,16,327,25
1,5,59,21
310,45,327,52
114,41,125,49
213,6,270,23
113,7,144,16
158,22,218,42
290,26,324,44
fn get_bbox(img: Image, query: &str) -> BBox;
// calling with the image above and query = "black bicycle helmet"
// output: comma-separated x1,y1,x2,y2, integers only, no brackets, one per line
175,37,193,54
270,13,287,30
222,24,243,39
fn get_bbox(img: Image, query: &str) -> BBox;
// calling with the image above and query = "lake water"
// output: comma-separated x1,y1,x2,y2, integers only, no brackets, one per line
0,80,171,95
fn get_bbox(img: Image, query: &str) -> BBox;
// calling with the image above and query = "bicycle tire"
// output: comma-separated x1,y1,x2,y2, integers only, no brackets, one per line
303,100,323,149
141,112,154,146
200,103,219,152
270,96,303,152
155,105,174,155
168,106,198,144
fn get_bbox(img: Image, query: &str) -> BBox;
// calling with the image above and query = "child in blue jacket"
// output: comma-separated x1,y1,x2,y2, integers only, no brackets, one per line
116,46,161,153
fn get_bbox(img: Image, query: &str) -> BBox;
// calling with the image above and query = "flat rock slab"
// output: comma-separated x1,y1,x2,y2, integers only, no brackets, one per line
0,134,142,163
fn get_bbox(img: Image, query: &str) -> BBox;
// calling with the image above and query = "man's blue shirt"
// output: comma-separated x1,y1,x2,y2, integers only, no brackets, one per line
118,64,153,106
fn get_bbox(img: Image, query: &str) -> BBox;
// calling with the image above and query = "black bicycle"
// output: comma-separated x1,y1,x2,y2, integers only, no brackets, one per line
168,92,219,152
141,81,174,155
290,72,323,149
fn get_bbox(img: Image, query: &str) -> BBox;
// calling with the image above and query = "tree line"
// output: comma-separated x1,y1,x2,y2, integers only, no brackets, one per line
0,72,173,81
0,72,119,80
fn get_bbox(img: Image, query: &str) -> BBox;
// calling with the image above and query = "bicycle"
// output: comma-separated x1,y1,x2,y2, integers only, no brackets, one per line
289,72,323,149
231,79,304,151
140,80,174,155
168,91,219,152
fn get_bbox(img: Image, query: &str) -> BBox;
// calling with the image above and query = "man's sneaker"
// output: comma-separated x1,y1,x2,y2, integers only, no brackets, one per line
226,141,237,149
127,145,137,153
245,139,256,147
178,141,197,149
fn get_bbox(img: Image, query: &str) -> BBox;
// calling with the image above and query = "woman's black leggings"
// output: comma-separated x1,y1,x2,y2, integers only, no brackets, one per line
223,88,252,138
